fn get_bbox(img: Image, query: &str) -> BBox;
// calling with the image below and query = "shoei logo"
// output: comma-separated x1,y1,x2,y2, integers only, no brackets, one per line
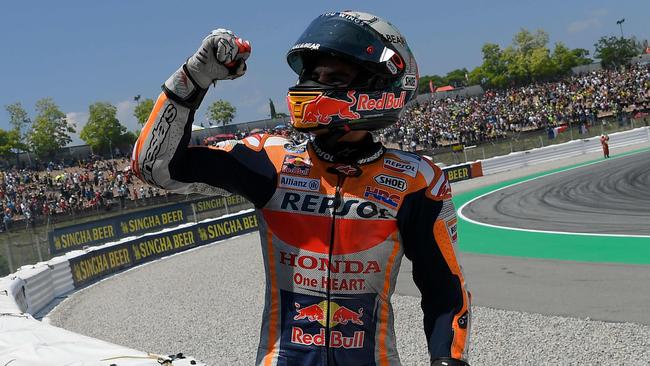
402,74,417,90
383,157,417,177
374,174,407,192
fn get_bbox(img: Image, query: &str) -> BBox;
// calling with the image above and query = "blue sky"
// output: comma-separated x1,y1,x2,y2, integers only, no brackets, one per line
1,0,648,145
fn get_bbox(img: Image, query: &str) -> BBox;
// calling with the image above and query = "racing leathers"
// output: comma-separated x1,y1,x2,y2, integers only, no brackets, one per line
132,79,471,366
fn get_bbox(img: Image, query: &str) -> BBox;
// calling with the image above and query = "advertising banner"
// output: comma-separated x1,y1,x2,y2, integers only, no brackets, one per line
49,202,191,255
68,211,259,288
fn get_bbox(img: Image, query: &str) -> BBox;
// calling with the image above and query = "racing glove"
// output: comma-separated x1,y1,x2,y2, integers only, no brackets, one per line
431,357,470,366
163,29,251,109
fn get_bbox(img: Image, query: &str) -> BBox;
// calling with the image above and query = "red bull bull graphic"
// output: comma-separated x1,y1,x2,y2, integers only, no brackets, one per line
332,306,364,326
287,90,360,128
281,155,312,176
291,300,365,349
294,302,325,322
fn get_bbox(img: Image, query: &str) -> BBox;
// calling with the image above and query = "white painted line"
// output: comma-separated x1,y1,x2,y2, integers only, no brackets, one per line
457,154,650,239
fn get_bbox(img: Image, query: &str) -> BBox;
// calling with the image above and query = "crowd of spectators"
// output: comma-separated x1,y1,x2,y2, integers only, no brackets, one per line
379,64,650,151
5,65,648,231
0,156,166,231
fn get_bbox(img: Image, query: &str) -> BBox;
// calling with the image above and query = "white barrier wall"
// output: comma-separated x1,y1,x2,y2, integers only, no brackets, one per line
481,127,650,175
0,213,263,365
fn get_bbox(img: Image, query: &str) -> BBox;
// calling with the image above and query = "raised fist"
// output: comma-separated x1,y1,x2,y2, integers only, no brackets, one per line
186,29,251,88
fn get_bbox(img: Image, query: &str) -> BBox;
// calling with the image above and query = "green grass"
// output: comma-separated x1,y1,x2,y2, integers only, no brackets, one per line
452,147,650,264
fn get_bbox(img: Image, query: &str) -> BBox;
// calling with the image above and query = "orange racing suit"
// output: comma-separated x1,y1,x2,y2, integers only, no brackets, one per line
132,92,471,365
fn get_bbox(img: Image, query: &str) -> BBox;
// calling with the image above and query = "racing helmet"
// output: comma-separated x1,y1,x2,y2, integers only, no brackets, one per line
286,11,419,132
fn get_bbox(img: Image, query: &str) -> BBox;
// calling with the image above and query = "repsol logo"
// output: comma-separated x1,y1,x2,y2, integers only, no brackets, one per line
279,192,393,219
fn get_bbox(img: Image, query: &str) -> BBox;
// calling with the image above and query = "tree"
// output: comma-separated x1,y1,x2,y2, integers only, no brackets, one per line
207,100,236,126
594,36,641,69
28,98,73,157
4,102,31,158
444,68,469,87
417,74,445,94
0,129,21,157
469,28,593,88
80,102,128,154
133,98,155,125
269,98,277,119
551,43,592,76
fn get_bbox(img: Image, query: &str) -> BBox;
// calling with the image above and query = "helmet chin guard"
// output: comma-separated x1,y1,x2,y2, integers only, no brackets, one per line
286,11,418,133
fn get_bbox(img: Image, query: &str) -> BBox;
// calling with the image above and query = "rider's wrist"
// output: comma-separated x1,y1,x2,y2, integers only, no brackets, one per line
162,64,208,110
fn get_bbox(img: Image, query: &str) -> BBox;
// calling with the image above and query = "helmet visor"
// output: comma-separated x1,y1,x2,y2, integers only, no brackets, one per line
287,14,391,75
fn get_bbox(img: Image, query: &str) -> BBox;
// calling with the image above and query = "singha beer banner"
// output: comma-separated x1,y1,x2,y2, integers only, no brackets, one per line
48,202,190,255
68,211,259,288
48,195,249,255
442,162,484,183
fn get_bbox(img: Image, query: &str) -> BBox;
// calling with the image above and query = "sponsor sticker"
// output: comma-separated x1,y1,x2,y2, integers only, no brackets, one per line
383,157,417,177
284,142,307,154
374,174,407,192
402,74,417,90
445,217,458,242
279,175,321,192
364,186,401,208
281,155,312,176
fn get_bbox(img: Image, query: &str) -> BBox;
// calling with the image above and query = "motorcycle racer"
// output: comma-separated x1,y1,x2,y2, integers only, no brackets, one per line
132,11,471,366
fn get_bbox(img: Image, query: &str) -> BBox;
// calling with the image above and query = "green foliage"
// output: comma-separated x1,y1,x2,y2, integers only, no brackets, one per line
80,102,128,153
466,28,594,88
117,130,139,147
133,98,155,125
594,36,642,69
0,129,21,157
27,98,73,157
417,69,468,94
4,102,30,153
207,99,236,126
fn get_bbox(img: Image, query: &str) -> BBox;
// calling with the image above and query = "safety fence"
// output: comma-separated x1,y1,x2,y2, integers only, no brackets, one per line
2,194,252,275
0,208,259,365
480,126,650,175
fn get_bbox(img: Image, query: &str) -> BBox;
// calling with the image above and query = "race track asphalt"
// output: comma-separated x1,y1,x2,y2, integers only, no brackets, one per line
427,148,650,324
461,150,650,235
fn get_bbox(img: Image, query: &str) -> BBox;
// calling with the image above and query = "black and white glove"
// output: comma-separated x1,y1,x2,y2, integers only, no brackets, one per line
431,357,470,366
163,29,251,109
186,28,251,87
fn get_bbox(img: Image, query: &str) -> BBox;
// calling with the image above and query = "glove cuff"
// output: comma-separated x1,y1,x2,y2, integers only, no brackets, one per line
162,65,209,110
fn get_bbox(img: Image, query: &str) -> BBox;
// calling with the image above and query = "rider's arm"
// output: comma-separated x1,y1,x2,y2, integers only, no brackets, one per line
397,161,471,364
131,30,276,207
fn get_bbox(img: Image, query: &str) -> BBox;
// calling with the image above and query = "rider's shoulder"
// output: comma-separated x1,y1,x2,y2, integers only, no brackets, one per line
382,149,443,186
241,133,291,151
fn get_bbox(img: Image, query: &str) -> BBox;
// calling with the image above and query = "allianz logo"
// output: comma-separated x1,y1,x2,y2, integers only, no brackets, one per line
279,175,321,192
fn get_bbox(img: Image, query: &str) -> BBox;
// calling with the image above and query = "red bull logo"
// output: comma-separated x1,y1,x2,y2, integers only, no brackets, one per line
294,302,325,322
292,300,365,349
293,301,364,327
281,155,312,176
287,91,360,128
